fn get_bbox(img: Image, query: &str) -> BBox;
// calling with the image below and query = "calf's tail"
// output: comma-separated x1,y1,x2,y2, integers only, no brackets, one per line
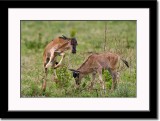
121,58,129,68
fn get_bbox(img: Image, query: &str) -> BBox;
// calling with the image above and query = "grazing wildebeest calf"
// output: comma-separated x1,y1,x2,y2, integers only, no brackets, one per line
42,35,78,91
69,52,129,91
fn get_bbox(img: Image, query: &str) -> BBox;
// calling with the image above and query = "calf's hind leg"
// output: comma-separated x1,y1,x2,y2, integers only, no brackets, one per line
42,57,49,92
42,68,48,92
108,68,118,91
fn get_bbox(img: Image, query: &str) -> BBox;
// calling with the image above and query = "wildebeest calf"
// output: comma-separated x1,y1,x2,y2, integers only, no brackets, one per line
69,52,129,91
42,35,78,92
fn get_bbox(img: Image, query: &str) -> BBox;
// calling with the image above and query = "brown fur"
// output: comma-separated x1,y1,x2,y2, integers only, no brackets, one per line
43,37,71,67
42,36,77,92
70,52,129,91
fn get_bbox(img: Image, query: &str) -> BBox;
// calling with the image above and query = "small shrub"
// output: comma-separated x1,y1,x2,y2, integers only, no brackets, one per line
70,29,76,37
56,66,72,88
102,69,112,89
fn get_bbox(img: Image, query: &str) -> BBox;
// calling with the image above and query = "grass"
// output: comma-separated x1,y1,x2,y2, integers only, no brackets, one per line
21,21,136,97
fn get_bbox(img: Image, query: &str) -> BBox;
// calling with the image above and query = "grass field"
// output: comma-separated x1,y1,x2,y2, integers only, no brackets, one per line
21,21,136,97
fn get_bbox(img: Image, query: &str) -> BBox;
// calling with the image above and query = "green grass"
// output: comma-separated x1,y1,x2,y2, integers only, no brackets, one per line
21,21,136,97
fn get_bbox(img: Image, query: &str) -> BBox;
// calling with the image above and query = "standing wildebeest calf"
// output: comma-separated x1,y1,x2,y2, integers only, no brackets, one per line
69,52,129,91
42,35,78,91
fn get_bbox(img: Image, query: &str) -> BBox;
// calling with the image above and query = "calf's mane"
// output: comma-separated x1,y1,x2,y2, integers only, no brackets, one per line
77,54,95,71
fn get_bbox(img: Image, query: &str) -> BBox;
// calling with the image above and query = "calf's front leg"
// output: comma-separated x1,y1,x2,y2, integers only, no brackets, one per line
97,68,106,96
54,52,65,69
89,72,96,90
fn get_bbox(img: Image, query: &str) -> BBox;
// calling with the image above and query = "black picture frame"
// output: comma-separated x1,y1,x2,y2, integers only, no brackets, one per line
1,0,157,119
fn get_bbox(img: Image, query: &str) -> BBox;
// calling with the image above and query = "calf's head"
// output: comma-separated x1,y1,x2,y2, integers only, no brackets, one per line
70,38,78,54
69,69,82,85
59,35,78,54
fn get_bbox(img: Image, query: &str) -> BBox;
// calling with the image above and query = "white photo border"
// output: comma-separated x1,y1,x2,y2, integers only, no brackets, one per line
8,8,149,111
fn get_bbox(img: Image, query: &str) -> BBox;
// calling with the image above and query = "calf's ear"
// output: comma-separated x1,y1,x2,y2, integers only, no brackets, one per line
62,35,67,39
68,69,76,72
68,69,80,73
